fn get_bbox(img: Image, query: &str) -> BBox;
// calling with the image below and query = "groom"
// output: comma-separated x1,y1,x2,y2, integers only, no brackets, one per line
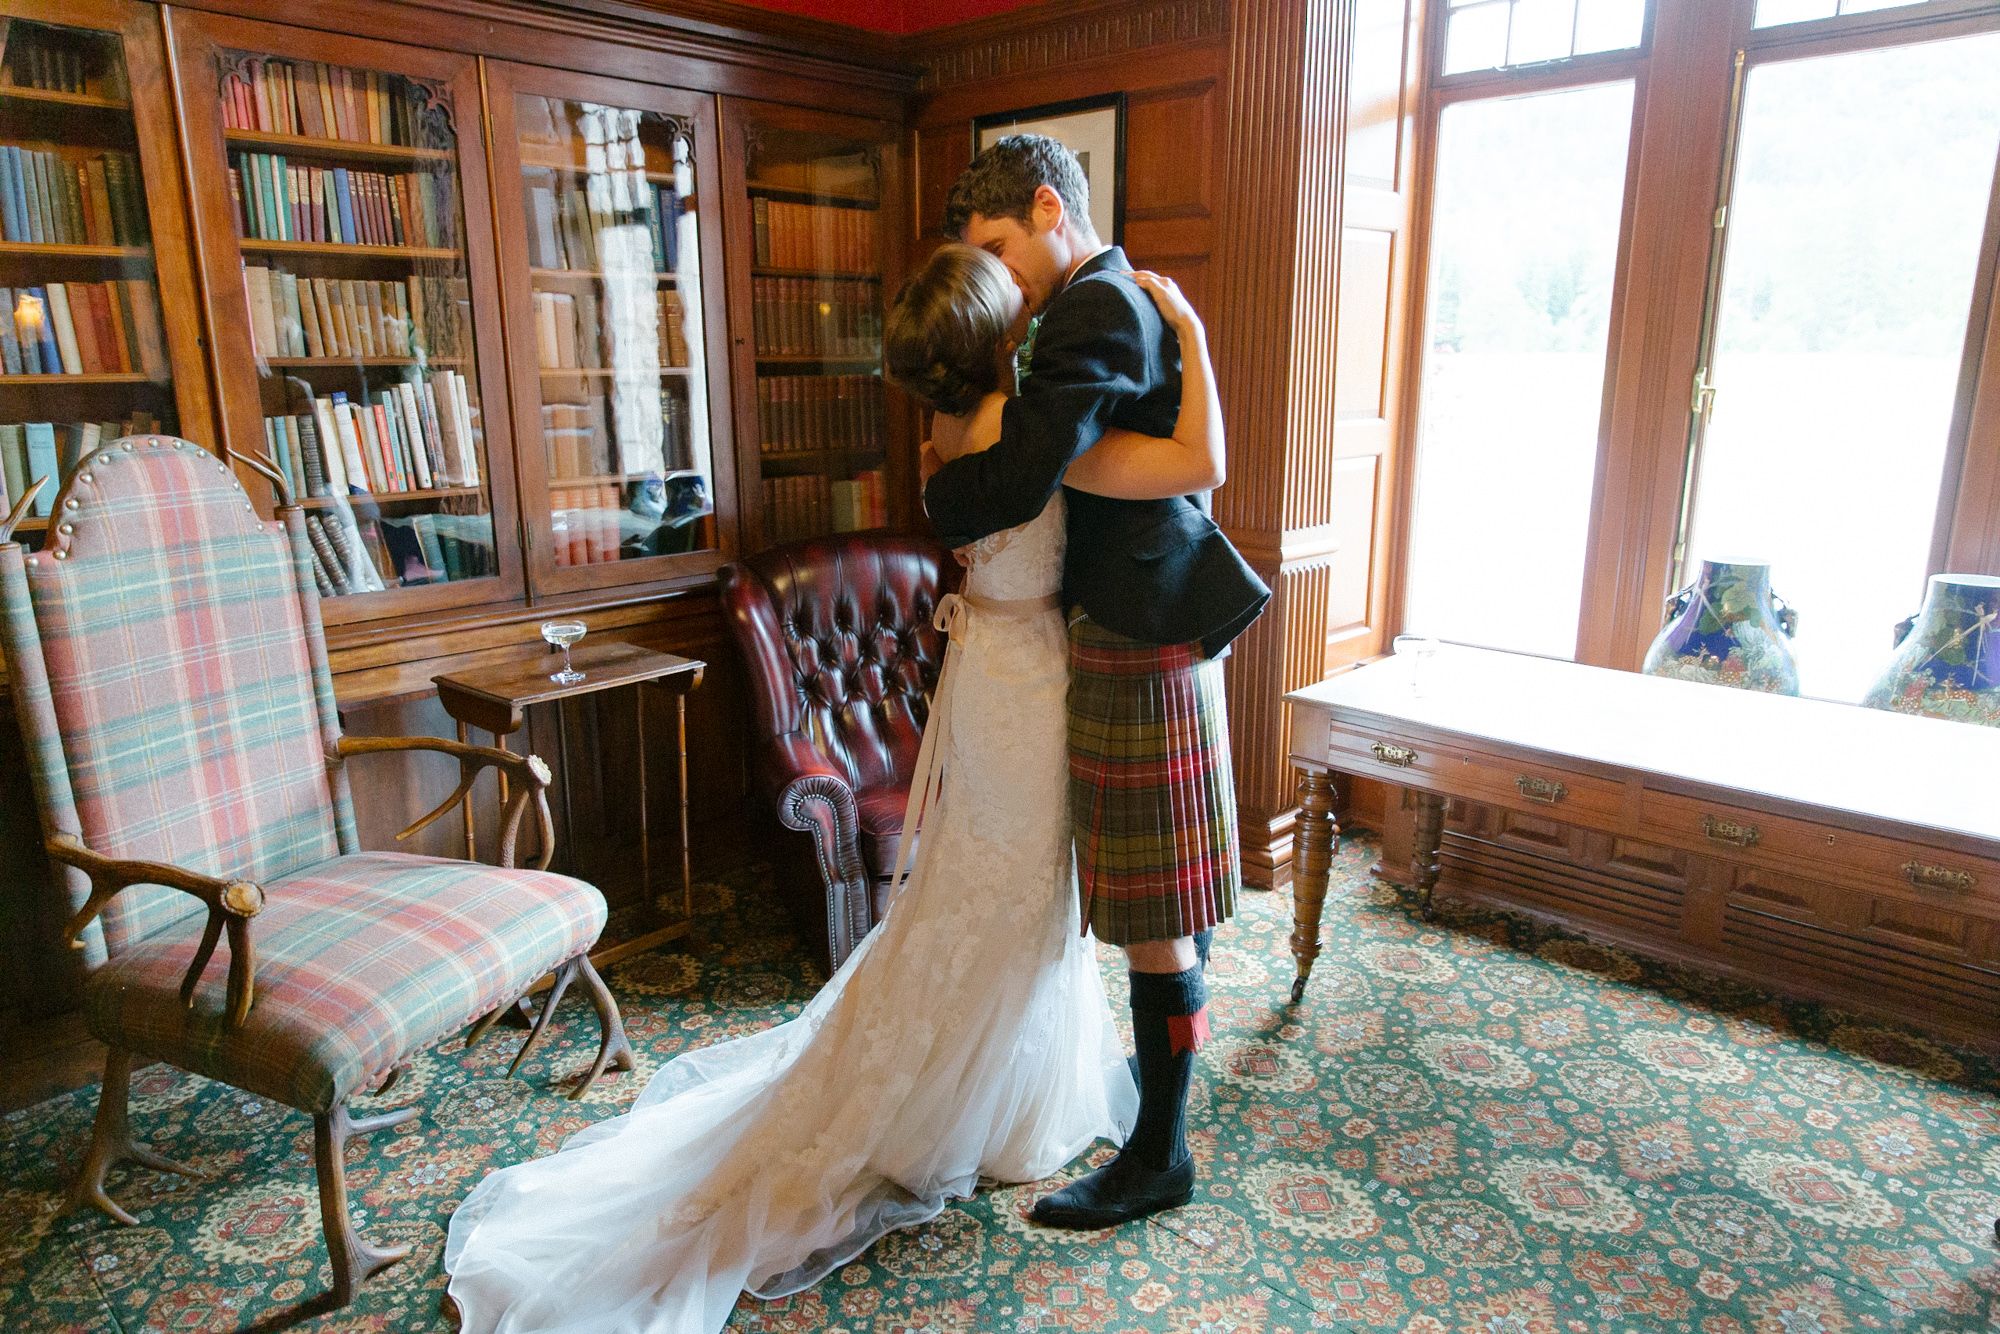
925,136,1269,1227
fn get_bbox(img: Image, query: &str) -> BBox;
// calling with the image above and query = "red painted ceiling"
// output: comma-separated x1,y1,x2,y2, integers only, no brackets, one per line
725,0,1050,36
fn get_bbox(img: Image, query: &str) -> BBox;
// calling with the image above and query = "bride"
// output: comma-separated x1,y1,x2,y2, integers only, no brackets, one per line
443,242,1227,1333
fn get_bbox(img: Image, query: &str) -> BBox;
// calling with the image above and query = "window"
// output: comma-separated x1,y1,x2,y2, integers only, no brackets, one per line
1403,82,1636,657
1754,0,1942,29
1679,32,2000,700
1443,0,1647,75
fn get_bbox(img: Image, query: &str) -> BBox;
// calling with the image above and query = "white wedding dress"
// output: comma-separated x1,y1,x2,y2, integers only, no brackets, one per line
444,494,1136,1333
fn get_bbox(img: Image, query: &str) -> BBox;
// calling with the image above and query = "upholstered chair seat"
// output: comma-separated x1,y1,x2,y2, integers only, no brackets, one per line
84,850,607,1114
718,534,952,975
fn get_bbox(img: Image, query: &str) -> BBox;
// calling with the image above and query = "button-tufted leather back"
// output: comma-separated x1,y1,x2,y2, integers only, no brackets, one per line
719,533,953,797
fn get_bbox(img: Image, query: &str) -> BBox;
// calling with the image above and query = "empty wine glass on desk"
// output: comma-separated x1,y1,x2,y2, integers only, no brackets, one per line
541,620,588,685
1390,634,1440,697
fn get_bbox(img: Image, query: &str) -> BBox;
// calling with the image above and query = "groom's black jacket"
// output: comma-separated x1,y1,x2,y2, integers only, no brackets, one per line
922,247,1270,658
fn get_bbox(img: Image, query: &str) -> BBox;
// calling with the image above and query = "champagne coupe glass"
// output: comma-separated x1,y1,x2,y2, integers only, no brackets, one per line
1391,633,1440,697
541,620,588,685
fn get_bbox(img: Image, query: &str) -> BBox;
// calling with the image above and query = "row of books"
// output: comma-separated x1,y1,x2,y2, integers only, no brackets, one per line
752,277,879,359
532,289,690,370
523,170,681,275
229,153,455,249
762,469,887,543
1,23,128,100
260,373,480,500
756,375,885,456
303,507,492,595
0,412,161,516
543,392,691,482
243,265,469,361
550,489,626,566
221,57,437,150
0,146,147,248
751,198,876,273
2,281,167,377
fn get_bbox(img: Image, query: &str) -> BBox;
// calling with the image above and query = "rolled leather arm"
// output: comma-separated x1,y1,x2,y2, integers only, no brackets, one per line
768,733,871,968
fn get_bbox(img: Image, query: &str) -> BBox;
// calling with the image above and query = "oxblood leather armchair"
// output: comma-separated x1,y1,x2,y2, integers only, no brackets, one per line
719,534,953,976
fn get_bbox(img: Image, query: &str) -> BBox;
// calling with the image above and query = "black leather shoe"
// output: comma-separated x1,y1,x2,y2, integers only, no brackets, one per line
1030,1151,1195,1229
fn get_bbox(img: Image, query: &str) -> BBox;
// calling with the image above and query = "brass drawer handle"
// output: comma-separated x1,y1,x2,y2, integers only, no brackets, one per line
1903,860,1976,893
1703,815,1760,849
1516,775,1567,804
1371,741,1418,768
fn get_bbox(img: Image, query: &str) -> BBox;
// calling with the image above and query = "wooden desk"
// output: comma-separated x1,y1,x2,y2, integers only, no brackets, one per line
435,641,705,963
1285,646,2000,1047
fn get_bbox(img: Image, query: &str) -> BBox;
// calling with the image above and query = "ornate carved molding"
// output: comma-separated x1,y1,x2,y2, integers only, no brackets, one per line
911,0,1227,89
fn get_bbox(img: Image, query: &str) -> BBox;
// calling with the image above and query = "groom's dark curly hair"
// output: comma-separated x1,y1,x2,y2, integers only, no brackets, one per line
943,134,1094,242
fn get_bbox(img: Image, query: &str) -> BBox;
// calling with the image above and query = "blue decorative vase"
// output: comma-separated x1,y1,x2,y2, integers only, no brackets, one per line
1642,559,1801,695
1861,573,2000,727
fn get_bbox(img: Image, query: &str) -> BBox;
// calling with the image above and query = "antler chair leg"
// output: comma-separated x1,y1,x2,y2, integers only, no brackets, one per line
315,1101,419,1306
64,1048,205,1226
508,958,579,1078
463,996,537,1051
570,956,634,1100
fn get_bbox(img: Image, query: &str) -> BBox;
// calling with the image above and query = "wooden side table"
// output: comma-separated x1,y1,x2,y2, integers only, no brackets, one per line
434,641,706,961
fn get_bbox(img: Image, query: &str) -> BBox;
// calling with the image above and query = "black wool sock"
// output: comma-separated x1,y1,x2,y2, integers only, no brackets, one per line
1193,928,1214,969
1125,965,1208,1171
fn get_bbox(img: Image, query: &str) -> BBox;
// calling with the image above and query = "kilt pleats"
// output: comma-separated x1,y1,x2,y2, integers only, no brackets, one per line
1067,616,1240,945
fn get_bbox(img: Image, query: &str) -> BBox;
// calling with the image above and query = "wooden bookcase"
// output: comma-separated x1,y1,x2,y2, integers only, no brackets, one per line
167,9,525,626
719,99,907,552
0,0,216,540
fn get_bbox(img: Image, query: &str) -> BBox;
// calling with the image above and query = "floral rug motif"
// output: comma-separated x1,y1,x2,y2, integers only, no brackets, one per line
4,834,2000,1332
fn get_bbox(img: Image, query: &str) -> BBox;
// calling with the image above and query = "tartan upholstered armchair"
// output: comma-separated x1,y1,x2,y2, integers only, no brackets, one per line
0,438,632,1307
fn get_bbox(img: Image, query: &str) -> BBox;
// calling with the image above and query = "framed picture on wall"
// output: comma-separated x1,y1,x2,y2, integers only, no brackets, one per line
973,94,1125,245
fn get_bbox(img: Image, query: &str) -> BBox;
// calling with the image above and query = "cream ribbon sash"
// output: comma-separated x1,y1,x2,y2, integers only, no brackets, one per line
884,589,1064,905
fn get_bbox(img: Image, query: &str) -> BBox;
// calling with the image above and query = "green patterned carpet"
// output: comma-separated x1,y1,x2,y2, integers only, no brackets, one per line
6,834,2000,1332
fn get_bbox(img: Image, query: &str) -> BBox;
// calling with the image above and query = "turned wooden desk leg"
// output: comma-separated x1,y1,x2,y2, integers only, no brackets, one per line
1289,767,1338,1005
1412,790,1446,918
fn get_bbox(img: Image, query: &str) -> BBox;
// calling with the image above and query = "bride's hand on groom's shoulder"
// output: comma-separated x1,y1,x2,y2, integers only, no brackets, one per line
1127,270,1203,342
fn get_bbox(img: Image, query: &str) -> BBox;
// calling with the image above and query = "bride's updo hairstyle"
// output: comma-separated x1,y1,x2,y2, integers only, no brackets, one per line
883,243,1015,415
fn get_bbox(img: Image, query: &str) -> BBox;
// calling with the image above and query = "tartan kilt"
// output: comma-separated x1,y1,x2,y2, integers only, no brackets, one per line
1067,615,1241,945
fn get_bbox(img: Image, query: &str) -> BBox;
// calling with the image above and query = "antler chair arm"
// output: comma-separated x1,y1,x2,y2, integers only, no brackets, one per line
47,831,265,1025
334,735,557,870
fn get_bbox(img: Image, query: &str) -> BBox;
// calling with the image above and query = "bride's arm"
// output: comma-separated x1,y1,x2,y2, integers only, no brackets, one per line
1061,271,1224,501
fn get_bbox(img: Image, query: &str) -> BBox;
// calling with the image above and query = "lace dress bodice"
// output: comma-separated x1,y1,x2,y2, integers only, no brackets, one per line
958,492,1065,604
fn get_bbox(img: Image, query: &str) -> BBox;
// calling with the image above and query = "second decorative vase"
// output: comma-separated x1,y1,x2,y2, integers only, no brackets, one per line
1861,573,2000,727
1642,559,1801,695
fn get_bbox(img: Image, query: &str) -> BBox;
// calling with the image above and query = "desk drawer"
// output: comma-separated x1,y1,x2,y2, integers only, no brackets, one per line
1324,720,1626,833
1639,789,2000,909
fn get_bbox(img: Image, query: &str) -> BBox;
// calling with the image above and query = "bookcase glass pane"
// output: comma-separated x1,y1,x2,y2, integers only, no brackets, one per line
744,123,888,545
0,18,176,552
218,47,494,599
516,94,716,568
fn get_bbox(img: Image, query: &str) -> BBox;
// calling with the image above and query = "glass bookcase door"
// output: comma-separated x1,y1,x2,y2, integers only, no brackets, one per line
0,0,215,551
722,102,902,551
487,66,732,595
171,15,518,624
